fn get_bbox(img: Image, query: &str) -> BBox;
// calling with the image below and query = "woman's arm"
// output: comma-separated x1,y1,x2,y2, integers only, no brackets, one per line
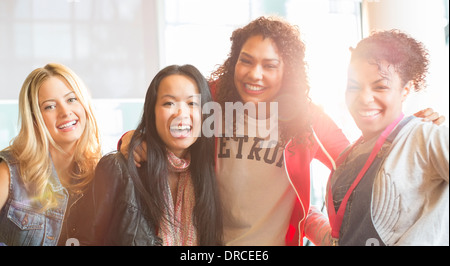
0,162,10,211
310,106,350,169
304,205,332,246
428,125,449,182
118,130,147,167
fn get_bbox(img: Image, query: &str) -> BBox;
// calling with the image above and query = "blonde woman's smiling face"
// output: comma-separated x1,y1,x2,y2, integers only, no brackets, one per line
38,76,86,152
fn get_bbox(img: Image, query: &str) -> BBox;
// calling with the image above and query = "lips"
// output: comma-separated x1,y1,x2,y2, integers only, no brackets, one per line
357,110,382,118
57,120,78,131
244,83,266,94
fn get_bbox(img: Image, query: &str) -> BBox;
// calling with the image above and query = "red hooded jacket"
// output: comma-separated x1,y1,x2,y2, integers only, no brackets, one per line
210,81,349,245
282,106,348,245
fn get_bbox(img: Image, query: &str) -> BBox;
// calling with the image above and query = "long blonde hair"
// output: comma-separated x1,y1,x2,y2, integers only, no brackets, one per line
9,63,101,211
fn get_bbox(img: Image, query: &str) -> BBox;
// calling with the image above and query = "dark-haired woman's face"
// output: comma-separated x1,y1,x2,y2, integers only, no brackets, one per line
234,35,284,107
346,59,410,140
154,74,201,157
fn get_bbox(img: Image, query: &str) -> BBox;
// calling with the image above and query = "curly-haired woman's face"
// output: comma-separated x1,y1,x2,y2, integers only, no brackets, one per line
346,59,410,141
234,35,284,108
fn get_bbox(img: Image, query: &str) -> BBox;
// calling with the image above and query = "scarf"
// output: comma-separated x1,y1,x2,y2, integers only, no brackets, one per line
159,149,197,246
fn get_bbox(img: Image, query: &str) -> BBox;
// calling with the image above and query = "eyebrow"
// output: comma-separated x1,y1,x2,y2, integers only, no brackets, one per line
348,77,387,85
371,78,388,85
159,94,200,100
240,52,280,63
40,91,75,107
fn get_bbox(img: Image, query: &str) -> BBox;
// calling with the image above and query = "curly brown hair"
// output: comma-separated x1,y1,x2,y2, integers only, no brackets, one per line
350,29,429,92
210,16,313,143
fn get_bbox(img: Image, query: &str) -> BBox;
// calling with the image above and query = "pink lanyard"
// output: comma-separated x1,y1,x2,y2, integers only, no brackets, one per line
328,113,404,242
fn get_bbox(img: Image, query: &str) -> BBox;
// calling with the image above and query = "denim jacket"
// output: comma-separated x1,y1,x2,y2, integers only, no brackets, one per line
0,150,69,246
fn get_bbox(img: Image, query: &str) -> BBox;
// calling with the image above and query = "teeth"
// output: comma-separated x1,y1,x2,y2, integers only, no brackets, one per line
245,84,264,91
359,110,381,117
58,120,76,129
170,125,191,131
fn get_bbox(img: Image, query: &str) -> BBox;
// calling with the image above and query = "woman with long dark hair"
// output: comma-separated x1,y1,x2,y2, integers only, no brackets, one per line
91,64,222,245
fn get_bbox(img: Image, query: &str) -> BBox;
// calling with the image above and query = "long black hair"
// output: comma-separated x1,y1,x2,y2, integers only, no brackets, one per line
128,64,223,245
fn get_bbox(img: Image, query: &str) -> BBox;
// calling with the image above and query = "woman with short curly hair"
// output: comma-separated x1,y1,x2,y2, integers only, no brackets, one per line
325,30,449,246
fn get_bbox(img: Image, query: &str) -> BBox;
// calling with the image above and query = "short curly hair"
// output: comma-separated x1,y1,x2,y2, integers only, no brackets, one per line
350,29,429,92
210,16,313,142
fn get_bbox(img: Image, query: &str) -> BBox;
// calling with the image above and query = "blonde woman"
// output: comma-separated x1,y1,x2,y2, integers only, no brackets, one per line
0,63,101,246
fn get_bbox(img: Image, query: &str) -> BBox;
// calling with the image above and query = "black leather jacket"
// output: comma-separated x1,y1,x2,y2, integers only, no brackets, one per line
89,152,162,246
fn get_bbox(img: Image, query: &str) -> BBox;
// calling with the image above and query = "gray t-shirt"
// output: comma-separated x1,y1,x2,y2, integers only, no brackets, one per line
216,114,296,245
